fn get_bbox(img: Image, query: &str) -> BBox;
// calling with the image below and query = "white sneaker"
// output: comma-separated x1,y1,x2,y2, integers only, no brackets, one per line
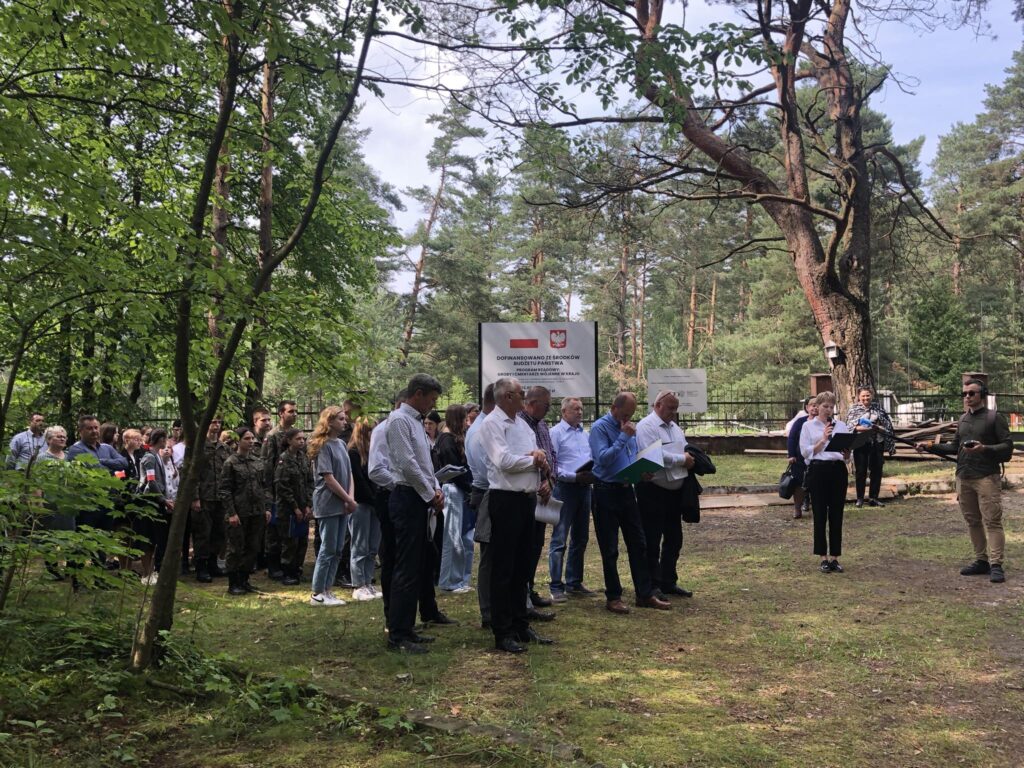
352,586,375,602
324,591,347,606
370,585,384,599
310,592,330,606
453,585,473,594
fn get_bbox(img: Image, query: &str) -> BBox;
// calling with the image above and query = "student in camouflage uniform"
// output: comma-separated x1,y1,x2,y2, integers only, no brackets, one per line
262,400,298,580
219,427,270,595
275,428,313,586
193,416,226,583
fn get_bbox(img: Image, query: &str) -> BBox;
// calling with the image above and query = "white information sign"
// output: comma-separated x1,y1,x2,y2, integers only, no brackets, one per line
647,368,708,413
480,322,597,398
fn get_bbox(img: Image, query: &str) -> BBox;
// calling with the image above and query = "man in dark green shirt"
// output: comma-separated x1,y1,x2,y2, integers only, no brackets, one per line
918,379,1014,583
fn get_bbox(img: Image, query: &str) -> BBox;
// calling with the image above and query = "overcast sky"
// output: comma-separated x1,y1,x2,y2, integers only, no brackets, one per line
357,0,1022,241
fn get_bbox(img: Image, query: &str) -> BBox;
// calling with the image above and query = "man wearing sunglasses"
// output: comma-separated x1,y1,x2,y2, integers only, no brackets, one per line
916,380,1014,583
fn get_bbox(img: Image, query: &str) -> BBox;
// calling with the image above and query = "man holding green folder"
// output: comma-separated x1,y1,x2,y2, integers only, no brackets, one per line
589,392,672,615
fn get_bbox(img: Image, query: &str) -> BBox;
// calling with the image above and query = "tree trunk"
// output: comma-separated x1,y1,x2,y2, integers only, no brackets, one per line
57,313,73,433
245,58,275,420
207,60,233,355
400,165,447,365
685,271,697,367
529,243,544,321
615,242,628,365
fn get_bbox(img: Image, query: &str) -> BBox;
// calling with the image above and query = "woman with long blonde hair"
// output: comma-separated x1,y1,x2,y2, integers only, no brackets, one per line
308,406,356,606
347,417,381,601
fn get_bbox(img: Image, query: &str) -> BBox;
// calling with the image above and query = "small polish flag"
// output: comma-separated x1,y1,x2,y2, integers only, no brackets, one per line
509,338,539,349
146,469,156,482
114,470,126,479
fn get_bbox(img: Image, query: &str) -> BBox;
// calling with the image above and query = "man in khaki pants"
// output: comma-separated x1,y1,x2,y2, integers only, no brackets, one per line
918,379,1014,583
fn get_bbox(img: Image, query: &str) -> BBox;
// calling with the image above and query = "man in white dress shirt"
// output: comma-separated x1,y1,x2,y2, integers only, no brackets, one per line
635,391,696,598
480,377,553,653
384,374,444,653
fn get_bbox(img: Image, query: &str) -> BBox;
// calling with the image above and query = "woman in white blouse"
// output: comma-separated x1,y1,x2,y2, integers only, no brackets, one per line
799,391,852,573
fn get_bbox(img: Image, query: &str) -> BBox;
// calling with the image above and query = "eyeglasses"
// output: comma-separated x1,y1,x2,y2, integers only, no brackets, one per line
961,391,980,398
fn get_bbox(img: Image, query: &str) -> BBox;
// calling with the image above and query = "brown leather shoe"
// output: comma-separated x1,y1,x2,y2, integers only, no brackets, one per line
637,594,672,610
606,599,630,614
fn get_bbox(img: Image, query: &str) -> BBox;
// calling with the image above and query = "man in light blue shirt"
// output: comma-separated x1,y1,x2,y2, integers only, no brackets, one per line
589,392,670,615
547,397,596,601
6,412,46,468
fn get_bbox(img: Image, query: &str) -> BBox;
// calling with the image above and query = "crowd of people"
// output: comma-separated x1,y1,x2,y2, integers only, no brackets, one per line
5,376,1014,653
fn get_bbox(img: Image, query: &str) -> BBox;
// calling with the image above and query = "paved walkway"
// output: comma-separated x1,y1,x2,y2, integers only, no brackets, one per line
701,472,1024,509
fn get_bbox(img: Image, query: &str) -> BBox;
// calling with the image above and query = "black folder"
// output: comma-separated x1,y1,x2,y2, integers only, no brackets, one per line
824,431,871,452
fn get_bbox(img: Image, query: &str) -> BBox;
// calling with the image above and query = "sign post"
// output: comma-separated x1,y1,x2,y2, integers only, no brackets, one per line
646,368,708,413
479,322,598,399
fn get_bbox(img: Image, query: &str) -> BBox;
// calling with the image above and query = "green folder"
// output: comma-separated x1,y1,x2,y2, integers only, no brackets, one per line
613,441,665,484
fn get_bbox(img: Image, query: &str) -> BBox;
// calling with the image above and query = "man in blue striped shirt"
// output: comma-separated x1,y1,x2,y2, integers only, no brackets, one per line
589,392,671,615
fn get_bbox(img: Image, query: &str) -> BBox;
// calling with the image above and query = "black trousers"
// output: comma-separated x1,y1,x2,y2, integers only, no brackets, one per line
808,460,848,557
853,442,884,501
376,489,394,621
388,486,428,642
526,520,546,594
635,482,684,590
487,489,534,642
592,485,653,602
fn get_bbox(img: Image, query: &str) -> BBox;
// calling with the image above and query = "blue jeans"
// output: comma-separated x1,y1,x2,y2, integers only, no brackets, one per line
348,502,381,587
548,481,592,594
439,485,474,590
312,515,346,595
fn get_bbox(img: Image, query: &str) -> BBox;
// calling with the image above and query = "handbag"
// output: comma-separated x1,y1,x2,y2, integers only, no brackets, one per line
778,467,797,499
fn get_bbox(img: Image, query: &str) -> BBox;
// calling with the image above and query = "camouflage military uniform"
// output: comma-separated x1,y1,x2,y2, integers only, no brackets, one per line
275,449,313,580
261,429,290,574
219,451,268,585
193,438,229,578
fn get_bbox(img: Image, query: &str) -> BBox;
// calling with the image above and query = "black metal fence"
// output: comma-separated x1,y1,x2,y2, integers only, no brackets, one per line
85,387,1024,436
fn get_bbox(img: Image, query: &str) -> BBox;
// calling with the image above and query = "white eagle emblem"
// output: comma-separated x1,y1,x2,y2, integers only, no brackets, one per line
549,330,567,348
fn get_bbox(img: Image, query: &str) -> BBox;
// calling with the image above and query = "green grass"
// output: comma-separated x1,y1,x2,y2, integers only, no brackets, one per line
702,454,971,486
3,491,1023,767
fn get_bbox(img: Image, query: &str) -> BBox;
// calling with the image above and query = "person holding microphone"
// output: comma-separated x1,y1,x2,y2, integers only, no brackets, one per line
800,392,851,573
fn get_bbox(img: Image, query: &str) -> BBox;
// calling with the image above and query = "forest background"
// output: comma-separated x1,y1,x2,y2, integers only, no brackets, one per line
2,0,1023,441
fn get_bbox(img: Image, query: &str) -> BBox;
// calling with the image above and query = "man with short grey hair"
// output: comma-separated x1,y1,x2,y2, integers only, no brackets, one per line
481,377,553,653
636,391,695,598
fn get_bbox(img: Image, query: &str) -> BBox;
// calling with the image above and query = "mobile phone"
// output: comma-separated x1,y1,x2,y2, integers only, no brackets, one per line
963,440,979,448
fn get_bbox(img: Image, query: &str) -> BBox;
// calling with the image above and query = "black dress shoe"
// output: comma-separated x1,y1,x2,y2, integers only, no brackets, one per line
423,612,458,626
495,637,526,654
267,569,285,581
855,499,864,508
868,498,885,508
662,584,693,598
388,639,428,654
281,575,300,586
517,627,554,645
526,608,555,622
409,632,436,644
529,590,553,608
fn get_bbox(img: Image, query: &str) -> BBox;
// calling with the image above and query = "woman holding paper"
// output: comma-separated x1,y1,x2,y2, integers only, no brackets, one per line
800,391,851,573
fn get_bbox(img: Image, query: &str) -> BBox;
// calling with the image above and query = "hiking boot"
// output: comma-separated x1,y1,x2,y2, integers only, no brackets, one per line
990,564,1006,583
960,560,991,576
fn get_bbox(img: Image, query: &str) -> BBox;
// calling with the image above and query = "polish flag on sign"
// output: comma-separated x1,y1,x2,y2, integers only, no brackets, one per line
509,338,539,349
